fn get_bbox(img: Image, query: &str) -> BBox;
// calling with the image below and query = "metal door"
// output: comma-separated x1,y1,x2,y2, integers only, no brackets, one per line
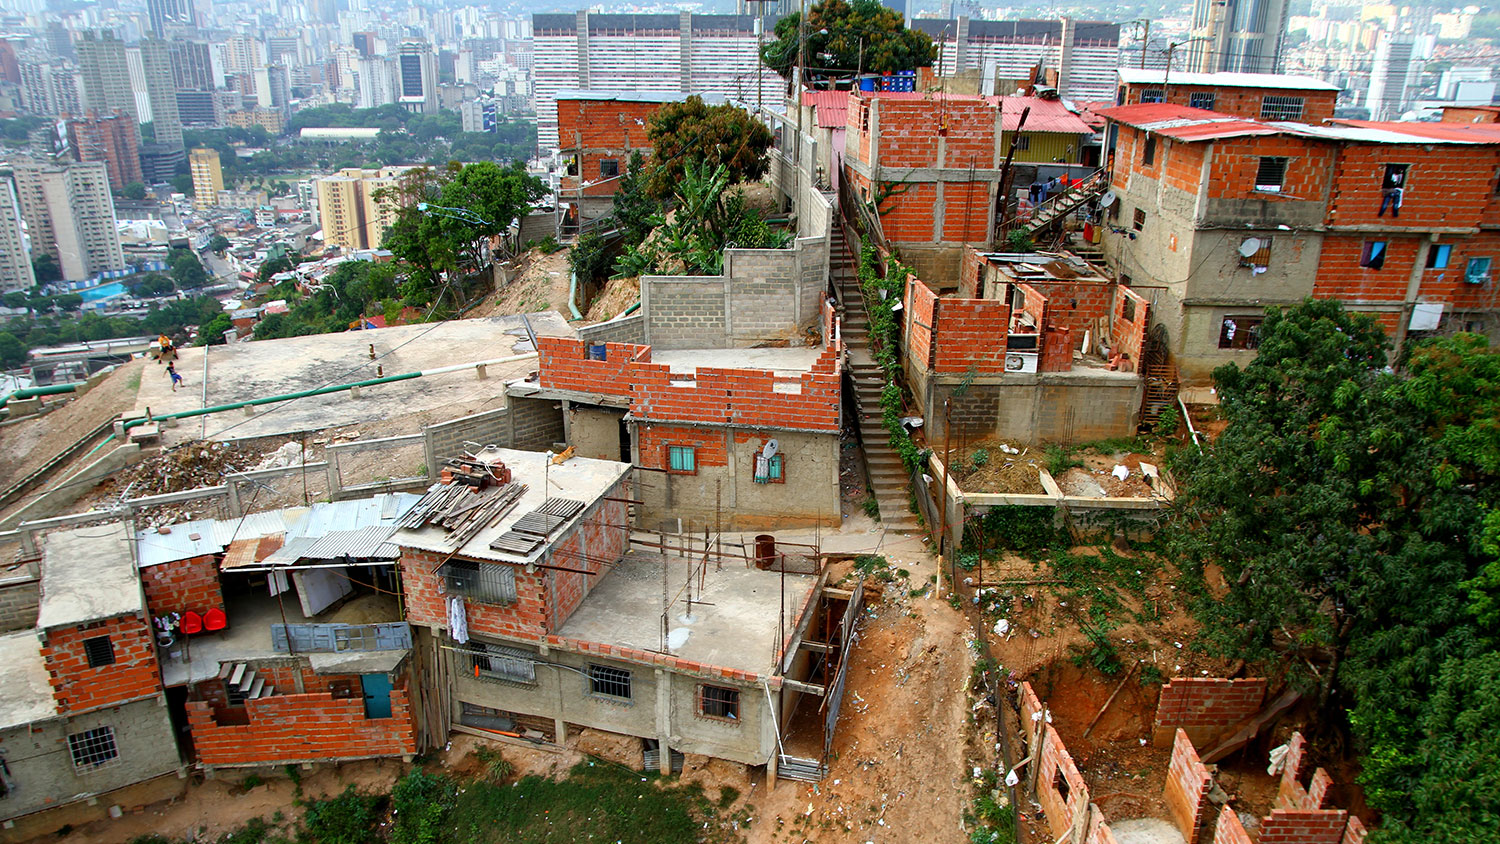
361,674,393,719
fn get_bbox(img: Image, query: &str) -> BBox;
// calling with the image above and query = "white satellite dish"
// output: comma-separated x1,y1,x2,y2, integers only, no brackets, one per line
1239,237,1263,257
762,439,779,459
1099,190,1117,208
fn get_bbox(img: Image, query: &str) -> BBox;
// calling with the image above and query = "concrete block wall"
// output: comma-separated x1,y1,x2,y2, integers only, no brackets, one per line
186,681,416,765
1153,677,1266,746
0,575,39,633
578,313,645,346
509,395,566,451
41,613,161,714
139,554,224,621
642,279,728,349
927,375,1142,445
1165,728,1214,844
425,407,513,470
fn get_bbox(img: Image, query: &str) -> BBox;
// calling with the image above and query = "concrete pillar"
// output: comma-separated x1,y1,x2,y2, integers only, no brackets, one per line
476,363,488,379
655,668,672,774
226,479,243,517
325,451,341,495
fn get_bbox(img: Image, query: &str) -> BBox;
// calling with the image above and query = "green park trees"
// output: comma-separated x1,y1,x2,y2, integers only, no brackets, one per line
760,0,936,80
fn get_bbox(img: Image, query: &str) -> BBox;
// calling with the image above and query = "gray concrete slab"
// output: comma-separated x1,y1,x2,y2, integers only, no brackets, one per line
395,447,630,564
555,550,817,676
0,630,56,729
1109,818,1187,844
36,522,143,630
651,347,822,375
138,313,577,445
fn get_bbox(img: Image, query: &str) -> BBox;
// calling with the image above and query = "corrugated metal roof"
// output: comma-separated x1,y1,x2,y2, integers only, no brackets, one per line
802,90,849,129
137,519,221,568
1319,119,1500,144
995,96,1093,134
302,526,402,560
1095,104,1289,141
1117,69,1341,92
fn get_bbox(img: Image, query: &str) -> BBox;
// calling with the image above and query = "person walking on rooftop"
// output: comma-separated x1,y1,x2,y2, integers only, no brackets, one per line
167,361,184,392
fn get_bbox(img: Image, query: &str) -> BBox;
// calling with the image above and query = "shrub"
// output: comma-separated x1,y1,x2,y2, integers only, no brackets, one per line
390,769,457,844
300,786,379,844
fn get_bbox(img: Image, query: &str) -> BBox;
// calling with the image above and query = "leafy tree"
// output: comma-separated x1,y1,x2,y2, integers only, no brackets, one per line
54,293,83,312
139,121,156,143
208,234,231,253
121,181,147,200
31,253,60,283
171,173,193,196
761,0,936,80
615,161,790,277
126,272,174,297
2,291,28,310
169,249,211,289
257,256,294,284
569,230,613,287
645,96,774,198
0,332,25,367
195,312,233,346
612,152,660,247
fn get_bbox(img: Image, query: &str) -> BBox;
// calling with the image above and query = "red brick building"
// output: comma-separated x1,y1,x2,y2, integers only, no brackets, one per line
64,111,143,191
842,91,1095,280
1098,102,1500,383
1113,69,1340,124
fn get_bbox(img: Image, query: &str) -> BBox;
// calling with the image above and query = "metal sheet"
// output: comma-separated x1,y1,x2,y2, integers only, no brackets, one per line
135,518,219,568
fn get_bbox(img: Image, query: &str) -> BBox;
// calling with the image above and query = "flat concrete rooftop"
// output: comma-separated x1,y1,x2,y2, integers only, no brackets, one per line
138,312,576,444
651,347,823,375
37,522,143,630
555,550,818,677
0,630,56,730
395,447,631,564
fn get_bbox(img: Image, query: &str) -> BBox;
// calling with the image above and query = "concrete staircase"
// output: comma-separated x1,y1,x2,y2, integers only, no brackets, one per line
830,221,920,531
221,662,276,702
1024,169,1108,237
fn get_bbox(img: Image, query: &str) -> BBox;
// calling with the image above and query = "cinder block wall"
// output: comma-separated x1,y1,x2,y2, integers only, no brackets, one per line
0,575,39,633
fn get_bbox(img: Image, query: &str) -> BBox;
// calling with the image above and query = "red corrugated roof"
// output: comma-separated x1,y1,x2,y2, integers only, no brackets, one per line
801,90,849,129
1094,103,1286,141
853,90,1091,134
1324,119,1500,143
1070,100,1115,130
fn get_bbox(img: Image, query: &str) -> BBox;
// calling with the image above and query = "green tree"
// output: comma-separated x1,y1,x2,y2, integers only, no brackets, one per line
761,0,937,80
569,230,613,287
0,332,25,367
54,293,83,312
612,151,660,247
257,256,294,284
127,272,175,297
645,96,774,198
169,249,211,289
2,291,28,310
195,312,233,346
121,181,147,201
208,234,231,253
31,253,60,283
171,173,194,196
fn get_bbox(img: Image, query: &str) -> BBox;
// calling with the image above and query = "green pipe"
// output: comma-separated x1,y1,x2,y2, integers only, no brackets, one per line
567,270,584,320
1,382,81,406
118,370,423,434
622,300,641,316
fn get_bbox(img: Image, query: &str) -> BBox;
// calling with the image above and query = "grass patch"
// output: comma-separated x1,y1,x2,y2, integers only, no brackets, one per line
126,370,142,391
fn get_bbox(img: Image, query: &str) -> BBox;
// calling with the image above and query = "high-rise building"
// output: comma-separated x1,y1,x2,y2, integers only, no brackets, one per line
1367,32,1418,120
175,90,220,125
913,18,1121,101
354,56,395,109
168,39,214,91
531,12,783,150
189,147,224,211
10,158,125,281
396,41,437,114
140,39,184,149
0,176,36,292
254,64,290,114
65,112,143,190
222,35,262,76
18,57,58,115
146,0,193,37
314,167,412,251
1187,0,1290,74
139,144,186,184
76,31,137,123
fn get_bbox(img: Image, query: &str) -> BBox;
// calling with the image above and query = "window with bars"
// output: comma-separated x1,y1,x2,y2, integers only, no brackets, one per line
1260,95,1305,120
67,726,119,771
1133,208,1146,232
1239,237,1273,269
1219,316,1265,349
83,636,114,668
599,158,619,178
588,664,632,700
1139,89,1164,103
471,643,537,684
667,445,696,474
1189,92,1217,110
1255,157,1288,192
442,560,517,605
698,685,740,721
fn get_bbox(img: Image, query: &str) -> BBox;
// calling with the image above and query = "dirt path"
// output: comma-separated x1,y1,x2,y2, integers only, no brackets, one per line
467,249,574,319
0,360,143,492
747,530,978,844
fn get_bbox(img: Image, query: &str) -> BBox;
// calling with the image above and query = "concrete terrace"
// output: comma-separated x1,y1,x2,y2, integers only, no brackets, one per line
554,550,817,677
137,313,576,444
651,347,824,394
0,631,55,730
36,522,141,630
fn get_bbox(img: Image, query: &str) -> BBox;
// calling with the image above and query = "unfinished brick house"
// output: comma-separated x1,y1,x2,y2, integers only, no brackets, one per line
132,494,424,772
904,250,1148,443
1097,102,1500,383
842,91,1095,279
511,298,844,530
394,447,851,782
1113,70,1340,124
0,524,182,830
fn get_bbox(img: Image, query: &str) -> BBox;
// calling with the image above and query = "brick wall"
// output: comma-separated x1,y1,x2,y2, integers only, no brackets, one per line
1041,327,1073,372
1153,677,1266,745
139,555,223,620
1342,816,1367,844
402,548,551,641
880,183,940,243
1017,282,1049,328
1119,84,1337,124
186,679,416,765
0,575,39,633
1259,810,1349,844
931,298,1010,374
1164,729,1214,844
905,276,938,371
556,98,660,197
1018,682,1089,843
638,424,729,469
538,337,652,399
1328,144,1498,230
548,490,630,628
1023,279,1115,338
1207,136,1334,202
1212,808,1253,844
1420,231,1500,311
1162,140,1208,196
42,613,161,713
1112,286,1151,365
1312,234,1419,304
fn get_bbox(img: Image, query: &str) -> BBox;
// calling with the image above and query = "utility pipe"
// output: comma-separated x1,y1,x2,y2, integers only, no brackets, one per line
566,270,584,320
1,382,82,406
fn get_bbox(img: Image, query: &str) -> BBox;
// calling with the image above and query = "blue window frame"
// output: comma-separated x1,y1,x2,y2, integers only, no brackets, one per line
668,445,696,474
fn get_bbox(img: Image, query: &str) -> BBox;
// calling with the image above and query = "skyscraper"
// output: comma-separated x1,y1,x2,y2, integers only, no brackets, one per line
315,167,412,251
146,0,193,38
76,31,137,123
168,39,215,91
140,39,184,149
0,176,37,292
189,147,224,211
254,64,290,114
1366,32,1418,120
396,41,437,114
65,112,143,190
11,158,125,281
1187,0,1290,74
354,56,395,109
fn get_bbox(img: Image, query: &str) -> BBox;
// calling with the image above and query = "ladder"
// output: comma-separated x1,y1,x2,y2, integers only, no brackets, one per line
1023,169,1109,237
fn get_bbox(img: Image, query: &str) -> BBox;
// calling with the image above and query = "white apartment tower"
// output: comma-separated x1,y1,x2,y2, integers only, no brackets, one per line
11,159,125,282
1367,32,1419,120
0,177,36,292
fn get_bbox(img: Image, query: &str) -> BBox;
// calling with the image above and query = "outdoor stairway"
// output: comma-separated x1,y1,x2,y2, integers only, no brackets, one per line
1024,169,1108,236
1140,357,1181,429
830,219,920,531
221,662,276,701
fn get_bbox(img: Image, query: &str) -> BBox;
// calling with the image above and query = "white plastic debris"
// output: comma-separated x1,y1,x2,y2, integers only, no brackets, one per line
1268,742,1290,776
1005,770,1020,787
994,619,1011,636
1112,464,1129,481
256,441,305,470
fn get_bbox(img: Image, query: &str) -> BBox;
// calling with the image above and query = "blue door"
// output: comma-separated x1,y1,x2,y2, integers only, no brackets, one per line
361,674,393,719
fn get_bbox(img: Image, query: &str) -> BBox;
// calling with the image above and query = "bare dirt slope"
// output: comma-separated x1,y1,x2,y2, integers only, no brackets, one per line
467,249,574,319
0,359,144,492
